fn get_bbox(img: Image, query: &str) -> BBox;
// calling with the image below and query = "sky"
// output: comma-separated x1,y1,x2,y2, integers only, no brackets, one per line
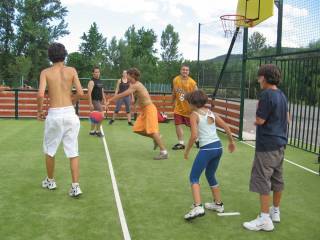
58,0,319,61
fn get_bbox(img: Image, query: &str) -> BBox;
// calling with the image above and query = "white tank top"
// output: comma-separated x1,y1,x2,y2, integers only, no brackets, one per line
194,110,220,147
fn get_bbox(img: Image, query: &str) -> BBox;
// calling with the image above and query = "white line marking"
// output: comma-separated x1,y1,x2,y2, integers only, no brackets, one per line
241,141,319,176
217,212,241,216
100,126,131,240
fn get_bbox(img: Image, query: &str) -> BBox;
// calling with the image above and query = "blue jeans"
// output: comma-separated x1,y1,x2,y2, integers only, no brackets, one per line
115,96,131,113
189,141,223,187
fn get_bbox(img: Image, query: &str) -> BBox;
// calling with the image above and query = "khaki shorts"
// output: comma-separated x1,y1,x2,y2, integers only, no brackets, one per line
249,147,285,195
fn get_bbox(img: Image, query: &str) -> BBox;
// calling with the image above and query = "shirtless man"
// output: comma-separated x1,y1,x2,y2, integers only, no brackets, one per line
107,67,168,160
37,43,84,197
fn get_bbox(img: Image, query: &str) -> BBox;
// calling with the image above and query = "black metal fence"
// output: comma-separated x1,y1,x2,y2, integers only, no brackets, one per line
246,51,320,157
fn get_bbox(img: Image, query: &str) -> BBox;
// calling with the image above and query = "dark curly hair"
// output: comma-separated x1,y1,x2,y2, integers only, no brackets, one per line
48,43,67,63
127,68,141,81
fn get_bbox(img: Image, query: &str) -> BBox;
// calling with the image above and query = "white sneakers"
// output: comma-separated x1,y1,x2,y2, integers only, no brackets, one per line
184,202,224,220
243,207,281,231
69,184,83,197
184,204,205,220
270,206,281,222
243,215,275,231
42,177,82,197
42,177,57,190
204,202,224,213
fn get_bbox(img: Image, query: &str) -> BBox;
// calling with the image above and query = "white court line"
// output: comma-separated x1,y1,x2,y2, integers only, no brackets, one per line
100,126,131,240
241,141,319,176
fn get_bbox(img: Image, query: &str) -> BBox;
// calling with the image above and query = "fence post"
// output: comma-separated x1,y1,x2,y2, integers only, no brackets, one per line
239,27,248,140
15,90,18,119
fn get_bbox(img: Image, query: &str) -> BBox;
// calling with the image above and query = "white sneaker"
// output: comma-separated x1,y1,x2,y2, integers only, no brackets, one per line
270,207,280,223
204,202,224,213
184,205,205,220
42,177,57,190
69,184,82,197
243,215,274,231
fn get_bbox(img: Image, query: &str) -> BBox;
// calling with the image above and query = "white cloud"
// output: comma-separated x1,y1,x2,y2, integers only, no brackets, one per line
284,4,309,18
61,0,159,14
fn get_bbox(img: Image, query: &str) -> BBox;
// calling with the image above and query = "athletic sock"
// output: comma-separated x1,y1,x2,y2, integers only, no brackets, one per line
72,182,79,188
273,206,280,212
160,150,168,155
260,212,270,220
47,177,54,182
178,140,184,145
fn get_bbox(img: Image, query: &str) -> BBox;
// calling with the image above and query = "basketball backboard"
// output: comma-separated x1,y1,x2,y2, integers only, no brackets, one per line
236,0,274,27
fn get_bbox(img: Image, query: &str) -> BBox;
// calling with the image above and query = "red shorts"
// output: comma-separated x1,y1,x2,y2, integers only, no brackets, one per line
174,113,190,127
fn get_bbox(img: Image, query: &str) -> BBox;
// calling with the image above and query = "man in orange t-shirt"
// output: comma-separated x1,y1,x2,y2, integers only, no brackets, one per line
172,65,198,150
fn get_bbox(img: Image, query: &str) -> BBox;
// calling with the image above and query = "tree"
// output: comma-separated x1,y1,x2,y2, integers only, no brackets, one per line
0,0,16,81
67,52,88,78
15,0,69,81
7,56,32,87
248,31,266,54
309,39,320,49
160,24,182,82
79,22,107,68
160,24,181,62
124,25,158,82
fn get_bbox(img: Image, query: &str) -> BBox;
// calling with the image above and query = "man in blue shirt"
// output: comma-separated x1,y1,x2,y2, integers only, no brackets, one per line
243,64,289,232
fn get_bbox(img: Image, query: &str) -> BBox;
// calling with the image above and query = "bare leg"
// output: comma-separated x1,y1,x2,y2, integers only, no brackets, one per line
175,124,184,142
69,156,80,183
150,132,166,151
96,122,102,131
210,186,222,203
191,183,201,205
273,191,282,207
112,112,116,121
46,154,55,179
127,112,131,122
260,194,270,213
134,131,166,151
90,123,96,131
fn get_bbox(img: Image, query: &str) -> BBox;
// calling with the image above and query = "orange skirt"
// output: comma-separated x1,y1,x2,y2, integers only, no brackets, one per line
133,103,159,134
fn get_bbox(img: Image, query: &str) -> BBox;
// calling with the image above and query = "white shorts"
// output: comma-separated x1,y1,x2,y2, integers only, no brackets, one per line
43,106,80,158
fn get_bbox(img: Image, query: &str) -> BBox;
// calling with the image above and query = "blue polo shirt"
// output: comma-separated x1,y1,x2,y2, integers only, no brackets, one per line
256,88,288,152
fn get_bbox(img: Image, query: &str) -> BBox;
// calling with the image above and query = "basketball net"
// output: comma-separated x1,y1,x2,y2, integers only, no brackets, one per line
220,14,253,38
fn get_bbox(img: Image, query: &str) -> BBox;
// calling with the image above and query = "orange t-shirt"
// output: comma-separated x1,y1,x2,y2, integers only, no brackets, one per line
172,76,197,117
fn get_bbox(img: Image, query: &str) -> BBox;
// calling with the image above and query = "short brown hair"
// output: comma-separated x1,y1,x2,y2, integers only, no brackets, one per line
48,43,67,63
127,68,140,81
185,90,208,108
181,64,189,69
258,64,281,86
92,66,100,72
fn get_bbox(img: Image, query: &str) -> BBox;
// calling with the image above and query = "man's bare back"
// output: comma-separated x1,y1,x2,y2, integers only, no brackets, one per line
38,63,83,110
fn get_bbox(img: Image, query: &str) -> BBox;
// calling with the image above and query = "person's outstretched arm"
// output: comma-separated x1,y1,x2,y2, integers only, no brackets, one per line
215,115,236,153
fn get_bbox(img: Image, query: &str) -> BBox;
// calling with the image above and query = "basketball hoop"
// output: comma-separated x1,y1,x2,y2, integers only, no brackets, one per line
220,14,253,38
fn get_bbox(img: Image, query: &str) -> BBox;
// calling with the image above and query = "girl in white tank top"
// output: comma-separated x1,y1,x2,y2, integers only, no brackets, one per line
183,90,236,221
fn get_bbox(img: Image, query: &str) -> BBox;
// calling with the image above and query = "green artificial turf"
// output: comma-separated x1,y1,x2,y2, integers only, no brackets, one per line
0,119,319,240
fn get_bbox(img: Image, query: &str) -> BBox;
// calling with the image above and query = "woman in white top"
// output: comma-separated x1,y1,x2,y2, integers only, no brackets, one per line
183,90,236,220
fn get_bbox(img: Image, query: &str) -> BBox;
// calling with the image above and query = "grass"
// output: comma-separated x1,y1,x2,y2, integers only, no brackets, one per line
0,119,319,240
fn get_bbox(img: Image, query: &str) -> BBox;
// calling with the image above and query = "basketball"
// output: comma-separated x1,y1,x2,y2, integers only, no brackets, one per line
89,111,104,123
